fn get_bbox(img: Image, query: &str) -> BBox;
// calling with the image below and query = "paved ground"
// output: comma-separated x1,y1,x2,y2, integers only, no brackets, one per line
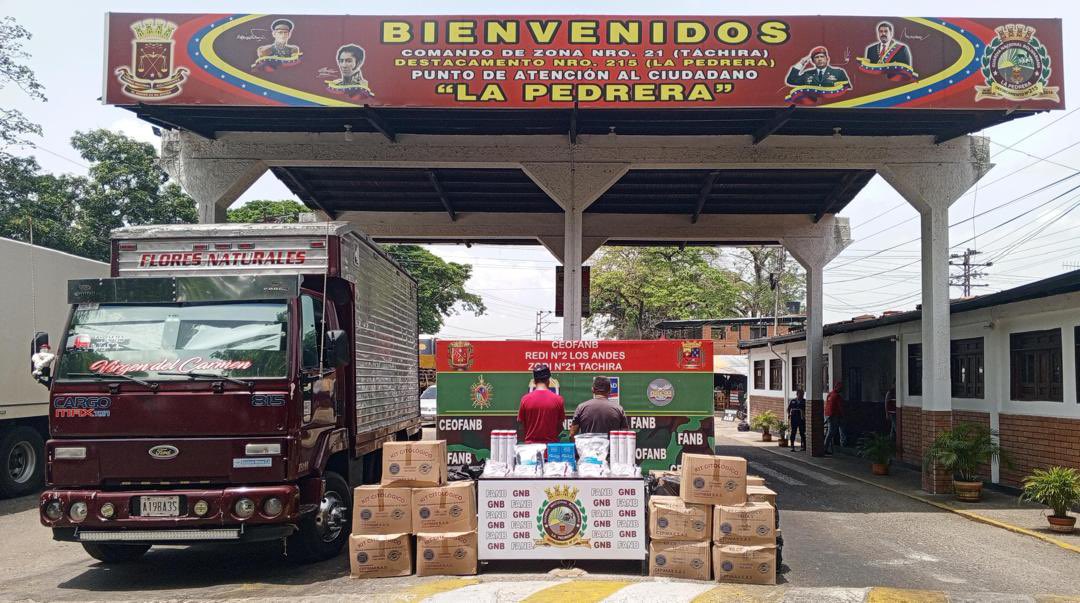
1,429,1077,602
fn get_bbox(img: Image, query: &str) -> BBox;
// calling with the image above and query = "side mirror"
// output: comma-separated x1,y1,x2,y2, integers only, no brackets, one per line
30,331,53,387
324,329,349,368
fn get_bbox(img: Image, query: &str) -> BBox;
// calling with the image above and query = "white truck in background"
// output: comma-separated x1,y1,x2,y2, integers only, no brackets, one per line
0,238,107,497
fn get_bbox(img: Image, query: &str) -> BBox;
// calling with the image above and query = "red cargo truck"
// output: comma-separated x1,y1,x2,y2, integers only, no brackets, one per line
31,222,421,563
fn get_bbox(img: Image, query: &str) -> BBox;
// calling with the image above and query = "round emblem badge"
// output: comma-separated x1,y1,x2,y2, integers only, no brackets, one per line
724,480,737,492
692,520,705,532
693,477,705,489
387,550,401,562
541,499,584,543
454,548,466,559
646,378,675,407
423,549,435,561
356,551,369,564
391,509,404,519
388,463,400,475
419,463,432,474
419,507,431,519
756,525,769,536
691,558,704,569
657,517,669,529
758,562,771,574
721,560,734,572
720,522,733,535
655,554,667,567
359,509,372,521
450,505,462,517
975,24,1059,103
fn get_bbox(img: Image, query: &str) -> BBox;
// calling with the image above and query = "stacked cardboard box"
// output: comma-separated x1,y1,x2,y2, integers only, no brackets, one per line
350,440,479,578
647,496,712,580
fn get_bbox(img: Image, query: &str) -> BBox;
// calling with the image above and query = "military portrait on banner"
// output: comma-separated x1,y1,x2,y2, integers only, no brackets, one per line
784,46,852,105
326,44,374,99
857,21,917,82
251,18,303,72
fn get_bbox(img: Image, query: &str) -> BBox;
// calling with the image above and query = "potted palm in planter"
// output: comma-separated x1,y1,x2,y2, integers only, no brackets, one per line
750,411,781,443
924,422,1007,502
1019,466,1080,533
777,421,789,448
857,432,895,476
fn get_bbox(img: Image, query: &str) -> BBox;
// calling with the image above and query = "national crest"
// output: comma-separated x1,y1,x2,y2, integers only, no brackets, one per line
470,375,493,409
975,23,1059,103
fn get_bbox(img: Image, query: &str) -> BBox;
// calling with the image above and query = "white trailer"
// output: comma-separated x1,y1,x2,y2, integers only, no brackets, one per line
0,238,107,497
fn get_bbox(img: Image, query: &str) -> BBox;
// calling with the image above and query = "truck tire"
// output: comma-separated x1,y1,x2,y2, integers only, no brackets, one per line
81,543,151,563
0,426,45,498
288,471,351,563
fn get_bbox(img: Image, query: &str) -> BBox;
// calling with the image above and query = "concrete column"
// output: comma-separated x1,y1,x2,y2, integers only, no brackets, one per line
522,162,629,340
783,216,851,457
879,153,991,493
159,131,267,223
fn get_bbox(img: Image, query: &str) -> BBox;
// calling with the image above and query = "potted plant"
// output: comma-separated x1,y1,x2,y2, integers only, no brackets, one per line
750,411,781,442
776,421,789,448
1019,466,1080,533
924,422,1007,502
857,433,895,476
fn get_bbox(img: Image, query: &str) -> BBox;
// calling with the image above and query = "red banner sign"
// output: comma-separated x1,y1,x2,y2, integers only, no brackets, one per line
435,340,712,373
103,14,1063,110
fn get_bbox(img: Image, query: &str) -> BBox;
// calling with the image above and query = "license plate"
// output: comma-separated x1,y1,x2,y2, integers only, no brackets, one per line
139,496,180,517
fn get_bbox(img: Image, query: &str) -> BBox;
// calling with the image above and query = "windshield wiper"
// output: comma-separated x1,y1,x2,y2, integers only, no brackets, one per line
66,372,159,392
158,370,254,390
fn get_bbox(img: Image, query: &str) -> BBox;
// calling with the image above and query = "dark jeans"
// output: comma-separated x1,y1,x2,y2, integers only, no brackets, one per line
789,420,806,449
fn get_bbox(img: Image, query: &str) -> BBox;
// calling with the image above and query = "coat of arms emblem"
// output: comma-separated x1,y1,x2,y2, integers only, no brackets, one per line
447,341,474,371
114,18,189,100
678,341,703,369
975,24,1059,103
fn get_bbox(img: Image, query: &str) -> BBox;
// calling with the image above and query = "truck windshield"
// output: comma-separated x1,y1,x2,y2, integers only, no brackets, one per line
56,301,288,380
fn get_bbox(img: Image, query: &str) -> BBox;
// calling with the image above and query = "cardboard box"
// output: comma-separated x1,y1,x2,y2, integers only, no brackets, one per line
352,486,413,535
713,502,776,546
746,485,777,507
381,440,448,487
649,539,711,581
746,475,765,487
680,454,747,506
648,496,711,541
713,544,776,585
412,480,477,532
415,531,478,577
349,533,413,578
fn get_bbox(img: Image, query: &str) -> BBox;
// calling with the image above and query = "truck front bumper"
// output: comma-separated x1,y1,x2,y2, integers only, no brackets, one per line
40,485,301,537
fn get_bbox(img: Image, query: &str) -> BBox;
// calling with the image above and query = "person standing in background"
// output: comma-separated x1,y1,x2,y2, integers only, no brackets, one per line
787,389,807,452
824,381,845,455
569,376,629,438
885,387,898,441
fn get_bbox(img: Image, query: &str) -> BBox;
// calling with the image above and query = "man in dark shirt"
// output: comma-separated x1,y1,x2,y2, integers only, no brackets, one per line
569,376,629,437
787,389,807,452
517,364,565,444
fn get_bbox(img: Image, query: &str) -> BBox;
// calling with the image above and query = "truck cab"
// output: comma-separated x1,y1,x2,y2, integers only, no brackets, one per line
33,222,420,563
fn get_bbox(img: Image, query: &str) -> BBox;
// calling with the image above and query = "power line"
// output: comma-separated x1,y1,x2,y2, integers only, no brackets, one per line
949,249,992,297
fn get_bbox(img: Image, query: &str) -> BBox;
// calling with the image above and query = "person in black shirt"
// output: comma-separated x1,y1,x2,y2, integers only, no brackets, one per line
787,389,807,452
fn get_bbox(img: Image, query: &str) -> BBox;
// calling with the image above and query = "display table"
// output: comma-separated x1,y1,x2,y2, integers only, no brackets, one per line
477,478,646,560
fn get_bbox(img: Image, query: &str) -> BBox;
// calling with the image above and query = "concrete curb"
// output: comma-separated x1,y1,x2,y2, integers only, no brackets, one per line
756,443,1080,555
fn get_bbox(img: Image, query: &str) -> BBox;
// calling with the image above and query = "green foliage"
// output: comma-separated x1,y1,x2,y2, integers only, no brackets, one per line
750,410,781,434
924,422,1008,483
586,246,742,339
382,244,485,335
775,421,788,437
858,432,896,465
0,16,46,156
227,199,307,223
732,246,805,318
1020,466,1080,518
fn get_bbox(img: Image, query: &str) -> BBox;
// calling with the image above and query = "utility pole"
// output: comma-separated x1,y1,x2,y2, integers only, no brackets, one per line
949,248,992,297
534,310,555,340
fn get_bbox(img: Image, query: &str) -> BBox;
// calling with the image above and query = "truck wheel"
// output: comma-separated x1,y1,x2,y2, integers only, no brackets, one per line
81,543,151,563
0,426,45,498
288,471,351,563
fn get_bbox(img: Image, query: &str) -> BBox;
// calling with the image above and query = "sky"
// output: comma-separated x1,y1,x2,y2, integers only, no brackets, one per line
3,1,1079,340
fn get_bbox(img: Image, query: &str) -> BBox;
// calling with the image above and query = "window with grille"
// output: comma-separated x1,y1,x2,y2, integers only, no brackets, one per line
791,356,806,391
951,338,984,398
1010,329,1062,402
769,359,783,391
753,360,765,390
908,344,922,396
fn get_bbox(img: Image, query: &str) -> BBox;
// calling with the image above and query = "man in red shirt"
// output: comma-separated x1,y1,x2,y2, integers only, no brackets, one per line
517,364,566,444
824,381,845,455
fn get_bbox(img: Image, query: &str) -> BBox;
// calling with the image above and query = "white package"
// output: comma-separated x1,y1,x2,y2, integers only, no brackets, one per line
575,433,610,477
482,460,510,478
511,443,545,477
543,461,574,477
609,463,640,477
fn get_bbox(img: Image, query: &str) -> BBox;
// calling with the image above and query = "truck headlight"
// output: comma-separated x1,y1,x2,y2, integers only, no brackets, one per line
192,499,209,517
54,447,87,460
99,502,116,519
234,498,255,519
44,500,62,521
69,501,88,522
263,497,283,517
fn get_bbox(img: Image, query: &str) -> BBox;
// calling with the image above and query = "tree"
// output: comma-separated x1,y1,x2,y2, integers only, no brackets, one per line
586,246,742,339
731,246,805,317
227,199,307,223
0,16,46,157
380,244,485,334
226,200,485,333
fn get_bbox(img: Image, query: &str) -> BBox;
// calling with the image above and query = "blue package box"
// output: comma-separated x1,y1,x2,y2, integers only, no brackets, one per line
547,442,577,468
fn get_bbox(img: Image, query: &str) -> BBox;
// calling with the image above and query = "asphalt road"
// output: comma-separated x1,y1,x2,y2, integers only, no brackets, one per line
0,432,1076,600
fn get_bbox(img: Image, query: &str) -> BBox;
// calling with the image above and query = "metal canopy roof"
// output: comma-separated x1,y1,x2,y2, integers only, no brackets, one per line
132,105,1037,142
